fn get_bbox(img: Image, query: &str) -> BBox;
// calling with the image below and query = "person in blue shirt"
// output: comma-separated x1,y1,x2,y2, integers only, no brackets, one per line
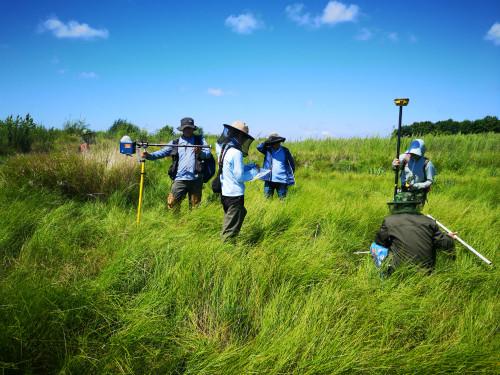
216,120,259,241
257,133,296,199
392,138,436,204
142,117,211,211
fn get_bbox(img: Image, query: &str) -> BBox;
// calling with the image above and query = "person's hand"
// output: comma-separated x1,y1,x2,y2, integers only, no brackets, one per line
194,146,201,155
447,231,458,239
392,158,400,168
141,151,149,159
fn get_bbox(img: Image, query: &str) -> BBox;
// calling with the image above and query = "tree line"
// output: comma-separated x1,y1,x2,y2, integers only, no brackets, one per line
0,116,181,155
394,116,499,137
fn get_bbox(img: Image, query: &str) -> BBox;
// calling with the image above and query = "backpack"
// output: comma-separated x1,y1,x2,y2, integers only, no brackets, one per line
211,144,232,194
168,136,216,183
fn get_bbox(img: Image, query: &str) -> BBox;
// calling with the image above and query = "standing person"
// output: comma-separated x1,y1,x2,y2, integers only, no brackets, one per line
257,133,295,199
373,192,456,275
142,117,211,210
392,138,436,204
79,129,94,153
216,121,259,241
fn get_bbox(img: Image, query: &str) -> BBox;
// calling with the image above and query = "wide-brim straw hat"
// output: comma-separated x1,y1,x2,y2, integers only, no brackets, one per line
223,120,254,140
264,132,286,145
177,117,198,131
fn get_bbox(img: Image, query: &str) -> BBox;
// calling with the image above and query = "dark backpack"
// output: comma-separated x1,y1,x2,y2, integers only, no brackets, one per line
211,144,232,194
168,136,216,183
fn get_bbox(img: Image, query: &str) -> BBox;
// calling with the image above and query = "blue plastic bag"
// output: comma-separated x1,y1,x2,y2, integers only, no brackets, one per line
370,242,389,268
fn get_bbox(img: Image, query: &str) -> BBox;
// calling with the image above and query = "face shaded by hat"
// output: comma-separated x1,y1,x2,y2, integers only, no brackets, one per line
218,120,255,156
264,133,286,145
177,117,198,131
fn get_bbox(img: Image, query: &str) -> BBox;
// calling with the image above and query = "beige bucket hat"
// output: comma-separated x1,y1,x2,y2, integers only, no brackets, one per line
223,120,254,140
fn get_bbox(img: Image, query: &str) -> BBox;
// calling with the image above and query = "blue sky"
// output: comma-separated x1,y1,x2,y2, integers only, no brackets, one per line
0,0,499,138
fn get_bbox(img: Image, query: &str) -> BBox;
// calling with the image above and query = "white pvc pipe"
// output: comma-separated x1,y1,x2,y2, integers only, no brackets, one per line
426,215,492,266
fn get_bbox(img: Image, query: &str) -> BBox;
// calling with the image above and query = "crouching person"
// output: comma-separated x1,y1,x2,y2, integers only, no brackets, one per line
372,192,456,275
392,138,436,205
216,121,259,241
257,133,295,199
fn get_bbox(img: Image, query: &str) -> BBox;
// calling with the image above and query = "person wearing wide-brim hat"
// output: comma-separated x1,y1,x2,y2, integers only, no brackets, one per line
256,132,295,199
215,120,259,241
371,192,456,275
142,117,211,211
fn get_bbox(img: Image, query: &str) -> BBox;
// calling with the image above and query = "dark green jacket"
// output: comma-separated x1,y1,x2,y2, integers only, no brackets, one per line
375,213,454,272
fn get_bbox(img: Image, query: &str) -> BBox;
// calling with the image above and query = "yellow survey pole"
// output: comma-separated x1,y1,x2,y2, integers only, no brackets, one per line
136,160,145,224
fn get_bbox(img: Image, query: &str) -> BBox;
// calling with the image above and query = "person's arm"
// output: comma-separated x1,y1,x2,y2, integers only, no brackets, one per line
392,153,407,170
375,219,391,248
257,143,267,155
413,160,435,190
197,137,211,160
431,221,455,254
145,142,174,160
231,150,257,182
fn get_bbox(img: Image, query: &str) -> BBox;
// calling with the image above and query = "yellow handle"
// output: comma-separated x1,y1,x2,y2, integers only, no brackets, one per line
136,161,145,224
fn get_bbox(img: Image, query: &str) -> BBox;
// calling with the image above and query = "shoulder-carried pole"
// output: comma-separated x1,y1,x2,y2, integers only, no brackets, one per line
426,214,493,265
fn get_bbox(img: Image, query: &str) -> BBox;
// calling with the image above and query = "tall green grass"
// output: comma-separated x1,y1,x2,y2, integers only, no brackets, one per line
0,134,498,374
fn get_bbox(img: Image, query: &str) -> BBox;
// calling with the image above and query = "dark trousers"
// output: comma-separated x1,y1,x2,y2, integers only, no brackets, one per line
221,195,247,241
264,181,288,199
168,178,203,210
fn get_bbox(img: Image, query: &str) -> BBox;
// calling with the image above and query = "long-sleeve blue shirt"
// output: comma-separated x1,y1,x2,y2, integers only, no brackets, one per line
398,153,436,190
216,143,258,197
256,143,296,185
146,136,211,181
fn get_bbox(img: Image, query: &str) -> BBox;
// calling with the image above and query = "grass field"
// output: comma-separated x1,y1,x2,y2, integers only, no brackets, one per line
0,134,498,374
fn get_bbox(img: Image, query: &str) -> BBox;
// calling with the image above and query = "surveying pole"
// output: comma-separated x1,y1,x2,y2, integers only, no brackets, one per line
119,136,212,224
393,98,409,198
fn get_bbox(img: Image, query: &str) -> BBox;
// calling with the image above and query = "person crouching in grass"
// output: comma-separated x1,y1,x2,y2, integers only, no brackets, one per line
257,133,296,199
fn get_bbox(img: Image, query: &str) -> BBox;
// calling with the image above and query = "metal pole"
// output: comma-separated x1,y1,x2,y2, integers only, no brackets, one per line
137,142,211,148
426,215,493,265
394,105,403,198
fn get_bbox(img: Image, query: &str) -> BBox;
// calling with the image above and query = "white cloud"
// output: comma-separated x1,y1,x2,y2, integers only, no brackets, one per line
40,17,109,39
286,1,359,28
79,71,98,79
355,28,372,41
485,22,500,46
57,68,67,75
321,1,359,25
225,13,262,34
207,88,224,96
387,32,399,42
285,4,312,26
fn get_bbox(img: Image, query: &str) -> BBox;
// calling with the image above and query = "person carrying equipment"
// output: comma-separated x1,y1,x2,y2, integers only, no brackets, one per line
141,117,211,210
372,192,456,275
392,138,436,204
256,133,296,199
215,120,259,241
